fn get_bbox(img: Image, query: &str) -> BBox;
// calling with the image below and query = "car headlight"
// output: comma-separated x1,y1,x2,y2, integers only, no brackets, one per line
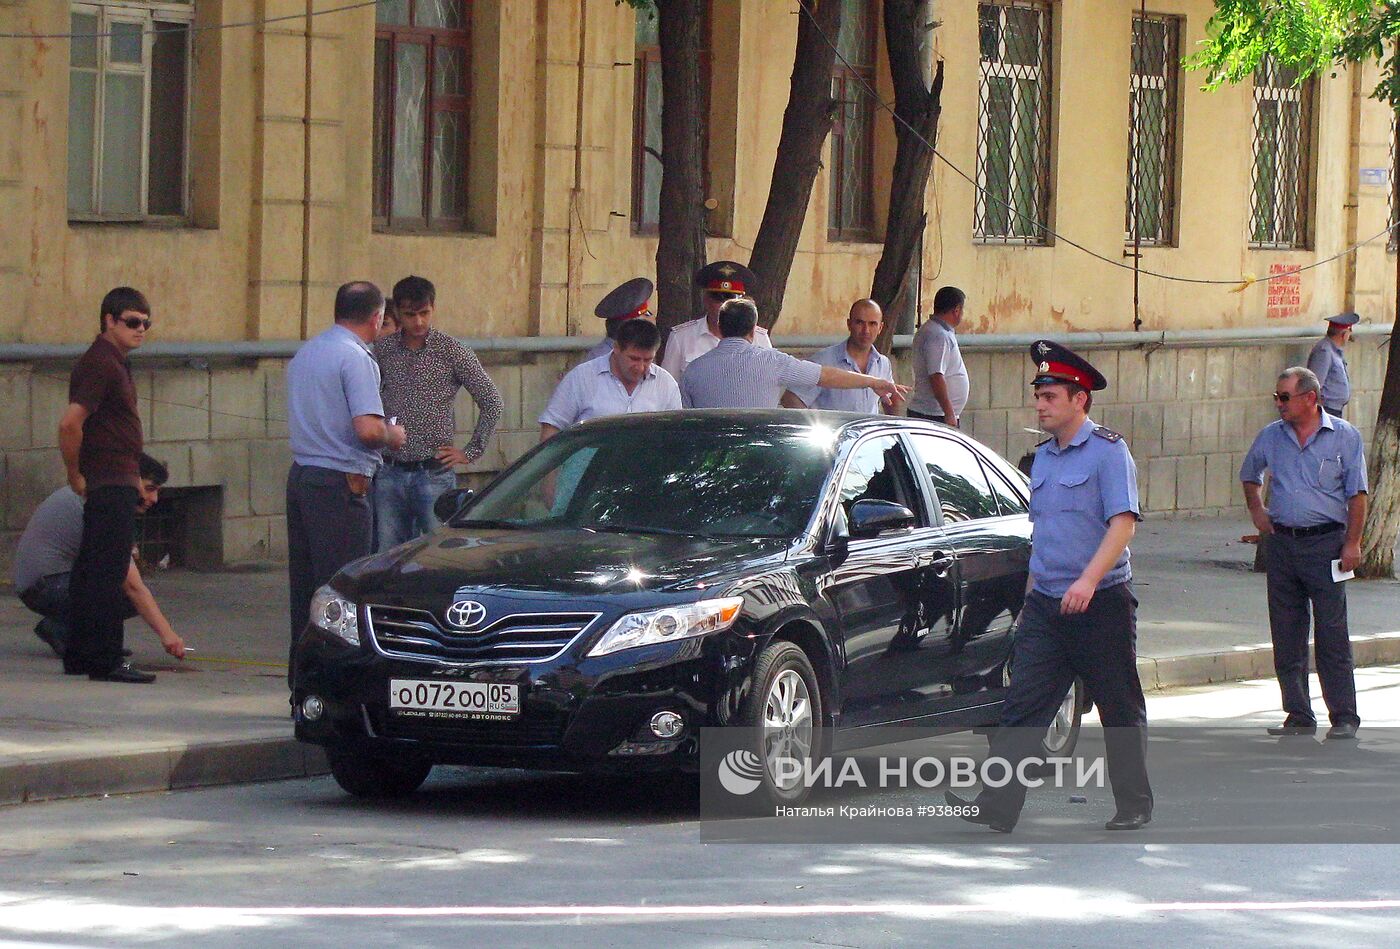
309,585,360,646
588,597,744,657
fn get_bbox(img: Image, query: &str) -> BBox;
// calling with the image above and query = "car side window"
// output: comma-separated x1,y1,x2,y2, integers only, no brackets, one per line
909,434,1001,523
838,435,924,526
981,460,1029,515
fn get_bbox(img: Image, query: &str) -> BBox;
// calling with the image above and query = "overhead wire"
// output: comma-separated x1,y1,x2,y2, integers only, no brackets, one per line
795,0,1396,288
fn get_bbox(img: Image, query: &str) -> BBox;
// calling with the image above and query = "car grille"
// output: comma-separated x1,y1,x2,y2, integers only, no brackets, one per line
373,709,567,747
365,605,600,664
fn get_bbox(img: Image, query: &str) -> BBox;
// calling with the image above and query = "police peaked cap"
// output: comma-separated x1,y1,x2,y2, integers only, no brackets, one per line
695,260,757,296
594,277,654,321
1029,339,1108,392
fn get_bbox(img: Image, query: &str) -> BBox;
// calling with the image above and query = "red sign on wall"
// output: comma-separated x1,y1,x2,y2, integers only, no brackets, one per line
1265,264,1302,320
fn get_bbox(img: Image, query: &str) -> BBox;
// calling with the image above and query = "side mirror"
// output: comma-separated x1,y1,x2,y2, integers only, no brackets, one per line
849,499,917,538
433,487,475,523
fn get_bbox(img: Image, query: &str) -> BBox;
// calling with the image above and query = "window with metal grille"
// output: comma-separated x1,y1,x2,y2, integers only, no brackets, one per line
975,0,1052,244
373,0,470,232
68,2,192,221
828,0,877,243
631,7,711,233
1126,13,1180,247
1249,56,1313,249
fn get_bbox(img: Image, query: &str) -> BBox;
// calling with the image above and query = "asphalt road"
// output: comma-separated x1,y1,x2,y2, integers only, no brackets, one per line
5,670,1400,948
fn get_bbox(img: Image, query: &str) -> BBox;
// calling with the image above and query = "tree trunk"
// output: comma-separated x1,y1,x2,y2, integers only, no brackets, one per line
747,0,845,331
654,0,708,339
870,0,942,355
1358,324,1400,577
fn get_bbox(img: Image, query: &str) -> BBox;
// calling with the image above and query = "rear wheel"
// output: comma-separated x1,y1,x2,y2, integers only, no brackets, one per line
326,749,433,799
995,663,1085,773
738,641,824,806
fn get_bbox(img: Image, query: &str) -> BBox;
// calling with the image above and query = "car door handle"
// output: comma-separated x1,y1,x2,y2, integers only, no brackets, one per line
918,550,955,576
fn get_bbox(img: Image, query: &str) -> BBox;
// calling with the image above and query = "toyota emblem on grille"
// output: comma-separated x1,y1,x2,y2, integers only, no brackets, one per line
445,599,488,630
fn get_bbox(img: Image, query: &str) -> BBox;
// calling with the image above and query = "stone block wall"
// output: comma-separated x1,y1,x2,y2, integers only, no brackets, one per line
0,336,1387,572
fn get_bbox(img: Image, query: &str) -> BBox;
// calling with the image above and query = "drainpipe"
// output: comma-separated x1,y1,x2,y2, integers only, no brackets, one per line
564,0,589,334
1342,61,1363,312
299,0,315,339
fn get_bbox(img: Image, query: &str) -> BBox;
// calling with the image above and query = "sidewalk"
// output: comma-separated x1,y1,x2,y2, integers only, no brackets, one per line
2,516,1398,806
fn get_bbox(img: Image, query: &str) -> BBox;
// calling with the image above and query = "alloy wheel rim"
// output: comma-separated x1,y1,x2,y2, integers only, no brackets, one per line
1043,683,1078,754
763,669,813,790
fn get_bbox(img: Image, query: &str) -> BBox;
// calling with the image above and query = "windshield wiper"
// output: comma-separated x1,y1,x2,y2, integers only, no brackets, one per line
584,523,706,538
455,518,524,530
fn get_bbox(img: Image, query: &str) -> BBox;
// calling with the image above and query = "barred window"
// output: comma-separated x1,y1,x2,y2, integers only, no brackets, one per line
631,7,710,233
975,0,1052,244
373,0,470,231
1249,56,1314,249
1125,13,1180,246
828,0,877,243
68,2,193,221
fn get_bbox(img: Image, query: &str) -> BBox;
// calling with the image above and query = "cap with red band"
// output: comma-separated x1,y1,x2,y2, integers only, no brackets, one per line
595,277,654,322
1028,339,1107,392
1326,311,1359,328
696,260,757,297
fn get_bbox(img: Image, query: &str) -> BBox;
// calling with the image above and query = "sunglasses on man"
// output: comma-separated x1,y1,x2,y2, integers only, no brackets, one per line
1272,390,1312,403
117,316,152,331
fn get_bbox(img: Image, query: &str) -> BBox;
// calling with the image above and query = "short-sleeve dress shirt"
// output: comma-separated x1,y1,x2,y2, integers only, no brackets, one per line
68,335,143,489
660,317,772,379
908,319,969,418
287,324,386,476
1028,418,1141,597
1239,412,1367,528
789,340,892,413
1306,337,1351,410
679,337,823,409
538,354,682,430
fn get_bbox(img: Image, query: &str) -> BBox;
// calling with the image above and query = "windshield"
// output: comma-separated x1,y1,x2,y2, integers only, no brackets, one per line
458,423,837,538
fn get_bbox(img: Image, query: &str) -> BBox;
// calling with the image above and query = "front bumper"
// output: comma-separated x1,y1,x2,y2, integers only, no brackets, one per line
292,625,760,772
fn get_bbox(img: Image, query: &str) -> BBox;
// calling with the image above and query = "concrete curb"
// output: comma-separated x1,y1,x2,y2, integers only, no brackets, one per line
4,633,1400,807
1138,631,1400,691
0,737,328,807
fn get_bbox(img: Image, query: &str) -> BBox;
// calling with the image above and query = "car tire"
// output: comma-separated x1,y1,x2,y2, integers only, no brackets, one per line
326,749,433,799
989,673,1085,778
738,640,824,807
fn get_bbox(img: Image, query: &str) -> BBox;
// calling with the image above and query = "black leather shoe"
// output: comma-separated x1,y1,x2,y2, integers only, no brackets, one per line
1267,723,1317,736
1105,811,1152,831
945,791,1015,833
1325,722,1358,740
88,662,155,684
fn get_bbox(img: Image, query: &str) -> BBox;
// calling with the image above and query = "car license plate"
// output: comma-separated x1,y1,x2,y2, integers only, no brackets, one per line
388,679,521,720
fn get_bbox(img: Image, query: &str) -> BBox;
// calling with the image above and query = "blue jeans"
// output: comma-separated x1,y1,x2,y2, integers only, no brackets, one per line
373,463,458,551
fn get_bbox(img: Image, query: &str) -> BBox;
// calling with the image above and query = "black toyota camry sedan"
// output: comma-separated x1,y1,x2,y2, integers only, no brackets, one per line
292,410,1081,802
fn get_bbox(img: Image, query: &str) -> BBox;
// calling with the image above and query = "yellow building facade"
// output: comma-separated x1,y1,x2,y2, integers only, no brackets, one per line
0,0,1394,564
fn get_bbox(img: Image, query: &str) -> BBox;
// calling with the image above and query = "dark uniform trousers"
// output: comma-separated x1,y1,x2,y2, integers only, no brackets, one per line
286,464,374,684
64,485,140,675
979,581,1152,825
1265,530,1359,727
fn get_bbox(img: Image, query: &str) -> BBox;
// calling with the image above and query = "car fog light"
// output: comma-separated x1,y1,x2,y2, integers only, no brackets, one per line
650,710,684,739
301,695,325,722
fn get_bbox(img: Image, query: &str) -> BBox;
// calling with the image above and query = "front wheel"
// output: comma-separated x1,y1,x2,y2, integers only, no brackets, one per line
326,749,432,799
737,641,824,807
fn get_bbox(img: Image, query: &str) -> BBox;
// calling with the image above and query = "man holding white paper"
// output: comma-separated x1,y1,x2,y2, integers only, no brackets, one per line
1241,366,1368,740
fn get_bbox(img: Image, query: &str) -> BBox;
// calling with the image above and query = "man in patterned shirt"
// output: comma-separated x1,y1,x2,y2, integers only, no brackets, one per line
373,275,503,550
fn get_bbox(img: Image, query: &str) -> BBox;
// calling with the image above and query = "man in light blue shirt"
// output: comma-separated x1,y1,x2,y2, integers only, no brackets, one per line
785,299,897,414
1306,312,1356,417
1241,366,1367,739
285,282,406,681
540,319,681,439
680,298,906,410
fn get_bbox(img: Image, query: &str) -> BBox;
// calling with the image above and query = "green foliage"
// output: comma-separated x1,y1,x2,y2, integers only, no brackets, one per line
616,0,656,11
1191,0,1400,108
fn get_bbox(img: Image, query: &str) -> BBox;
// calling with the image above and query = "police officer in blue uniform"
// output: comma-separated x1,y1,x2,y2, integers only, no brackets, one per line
1306,312,1357,418
948,341,1153,832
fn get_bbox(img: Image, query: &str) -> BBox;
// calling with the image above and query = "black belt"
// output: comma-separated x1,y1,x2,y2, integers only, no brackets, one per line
1271,521,1344,538
383,457,444,472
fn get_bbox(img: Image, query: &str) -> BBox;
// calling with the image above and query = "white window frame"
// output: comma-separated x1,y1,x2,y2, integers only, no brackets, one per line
975,0,1052,245
1125,13,1179,247
1249,58,1313,249
68,0,193,222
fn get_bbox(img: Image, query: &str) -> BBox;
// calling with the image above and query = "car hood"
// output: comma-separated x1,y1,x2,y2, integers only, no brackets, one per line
342,527,793,600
